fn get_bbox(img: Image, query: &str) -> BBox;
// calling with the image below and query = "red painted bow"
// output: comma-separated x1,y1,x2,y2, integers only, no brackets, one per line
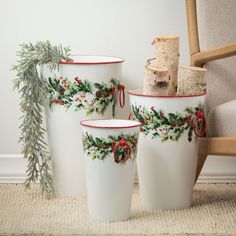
194,111,206,137
113,138,131,163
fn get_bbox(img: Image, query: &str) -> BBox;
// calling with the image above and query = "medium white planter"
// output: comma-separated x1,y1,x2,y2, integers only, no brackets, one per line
46,55,124,196
80,119,141,221
128,89,206,209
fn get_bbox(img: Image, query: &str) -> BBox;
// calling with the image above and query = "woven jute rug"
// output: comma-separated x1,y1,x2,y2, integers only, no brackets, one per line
0,183,236,236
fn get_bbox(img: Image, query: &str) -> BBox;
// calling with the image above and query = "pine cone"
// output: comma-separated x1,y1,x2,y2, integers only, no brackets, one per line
95,91,102,98
139,117,145,124
102,91,110,97
59,88,65,95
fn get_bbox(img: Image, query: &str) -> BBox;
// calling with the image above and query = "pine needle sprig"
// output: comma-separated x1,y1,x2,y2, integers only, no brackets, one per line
12,41,72,198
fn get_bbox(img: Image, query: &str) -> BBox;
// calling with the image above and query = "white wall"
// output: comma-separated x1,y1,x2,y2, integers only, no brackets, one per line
0,0,235,182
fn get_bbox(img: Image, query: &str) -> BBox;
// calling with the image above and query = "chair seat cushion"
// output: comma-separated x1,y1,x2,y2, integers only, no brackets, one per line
197,0,236,111
207,99,236,137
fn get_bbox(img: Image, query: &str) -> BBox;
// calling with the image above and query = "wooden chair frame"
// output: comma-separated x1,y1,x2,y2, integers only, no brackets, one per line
185,0,236,182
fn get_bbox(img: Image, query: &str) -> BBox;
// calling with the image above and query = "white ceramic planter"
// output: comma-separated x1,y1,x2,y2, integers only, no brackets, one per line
128,89,206,209
46,55,124,196
80,119,141,221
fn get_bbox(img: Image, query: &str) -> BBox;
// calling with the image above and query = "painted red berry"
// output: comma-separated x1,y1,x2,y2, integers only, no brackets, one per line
186,115,192,123
197,111,204,118
75,77,81,84
119,139,126,146
118,84,125,91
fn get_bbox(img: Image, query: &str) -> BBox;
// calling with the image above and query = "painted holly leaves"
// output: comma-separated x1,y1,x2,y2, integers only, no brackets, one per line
82,132,139,164
131,104,205,142
48,77,119,115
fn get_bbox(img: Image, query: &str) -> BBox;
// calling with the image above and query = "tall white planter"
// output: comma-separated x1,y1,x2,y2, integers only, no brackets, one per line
46,55,124,196
129,89,206,209
80,119,141,221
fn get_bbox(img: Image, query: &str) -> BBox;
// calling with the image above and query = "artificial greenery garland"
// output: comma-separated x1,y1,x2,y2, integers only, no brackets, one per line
13,41,72,197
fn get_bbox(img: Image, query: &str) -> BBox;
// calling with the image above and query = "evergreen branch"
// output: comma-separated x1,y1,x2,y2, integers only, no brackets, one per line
13,41,72,198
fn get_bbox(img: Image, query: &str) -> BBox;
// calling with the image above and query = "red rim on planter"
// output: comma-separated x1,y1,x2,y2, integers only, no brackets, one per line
80,119,141,221
128,88,206,209
45,55,125,197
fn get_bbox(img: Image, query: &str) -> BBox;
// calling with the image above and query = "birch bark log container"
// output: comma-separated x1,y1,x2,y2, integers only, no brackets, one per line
80,119,141,221
144,59,169,96
46,55,124,196
152,36,180,95
177,66,207,96
128,89,206,209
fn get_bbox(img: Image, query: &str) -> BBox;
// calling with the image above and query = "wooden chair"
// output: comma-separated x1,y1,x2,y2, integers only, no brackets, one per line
185,0,236,182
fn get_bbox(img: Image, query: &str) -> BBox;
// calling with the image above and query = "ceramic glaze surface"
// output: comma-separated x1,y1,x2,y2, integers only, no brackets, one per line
46,56,124,197
81,119,140,221
81,119,141,128
129,89,206,209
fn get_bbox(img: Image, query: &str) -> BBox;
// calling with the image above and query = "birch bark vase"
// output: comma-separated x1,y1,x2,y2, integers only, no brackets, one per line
152,36,180,95
177,66,207,96
143,59,169,96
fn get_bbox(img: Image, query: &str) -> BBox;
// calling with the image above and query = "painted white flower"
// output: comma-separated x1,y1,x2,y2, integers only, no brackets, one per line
89,147,97,154
157,125,171,135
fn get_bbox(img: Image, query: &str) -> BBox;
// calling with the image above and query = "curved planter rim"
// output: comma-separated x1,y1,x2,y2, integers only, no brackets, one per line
80,118,141,129
128,89,206,99
60,55,125,65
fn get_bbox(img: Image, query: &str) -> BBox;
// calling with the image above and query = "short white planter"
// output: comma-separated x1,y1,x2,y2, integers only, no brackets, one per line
129,89,206,209
80,119,141,221
46,55,124,196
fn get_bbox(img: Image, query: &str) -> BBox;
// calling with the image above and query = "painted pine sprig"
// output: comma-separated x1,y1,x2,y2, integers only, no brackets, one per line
131,104,204,142
82,132,139,162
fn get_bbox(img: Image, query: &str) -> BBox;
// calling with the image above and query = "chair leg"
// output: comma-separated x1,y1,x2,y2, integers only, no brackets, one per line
194,153,208,184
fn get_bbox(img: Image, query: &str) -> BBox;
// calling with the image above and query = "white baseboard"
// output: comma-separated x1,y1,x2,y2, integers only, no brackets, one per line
0,154,236,184
197,175,236,183
0,154,27,183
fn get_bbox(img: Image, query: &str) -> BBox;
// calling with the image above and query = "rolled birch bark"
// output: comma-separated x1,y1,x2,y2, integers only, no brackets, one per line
143,59,169,96
177,66,207,96
152,36,180,95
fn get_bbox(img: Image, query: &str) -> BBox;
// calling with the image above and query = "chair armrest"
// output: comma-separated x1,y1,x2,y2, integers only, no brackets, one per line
191,42,236,67
199,137,236,156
